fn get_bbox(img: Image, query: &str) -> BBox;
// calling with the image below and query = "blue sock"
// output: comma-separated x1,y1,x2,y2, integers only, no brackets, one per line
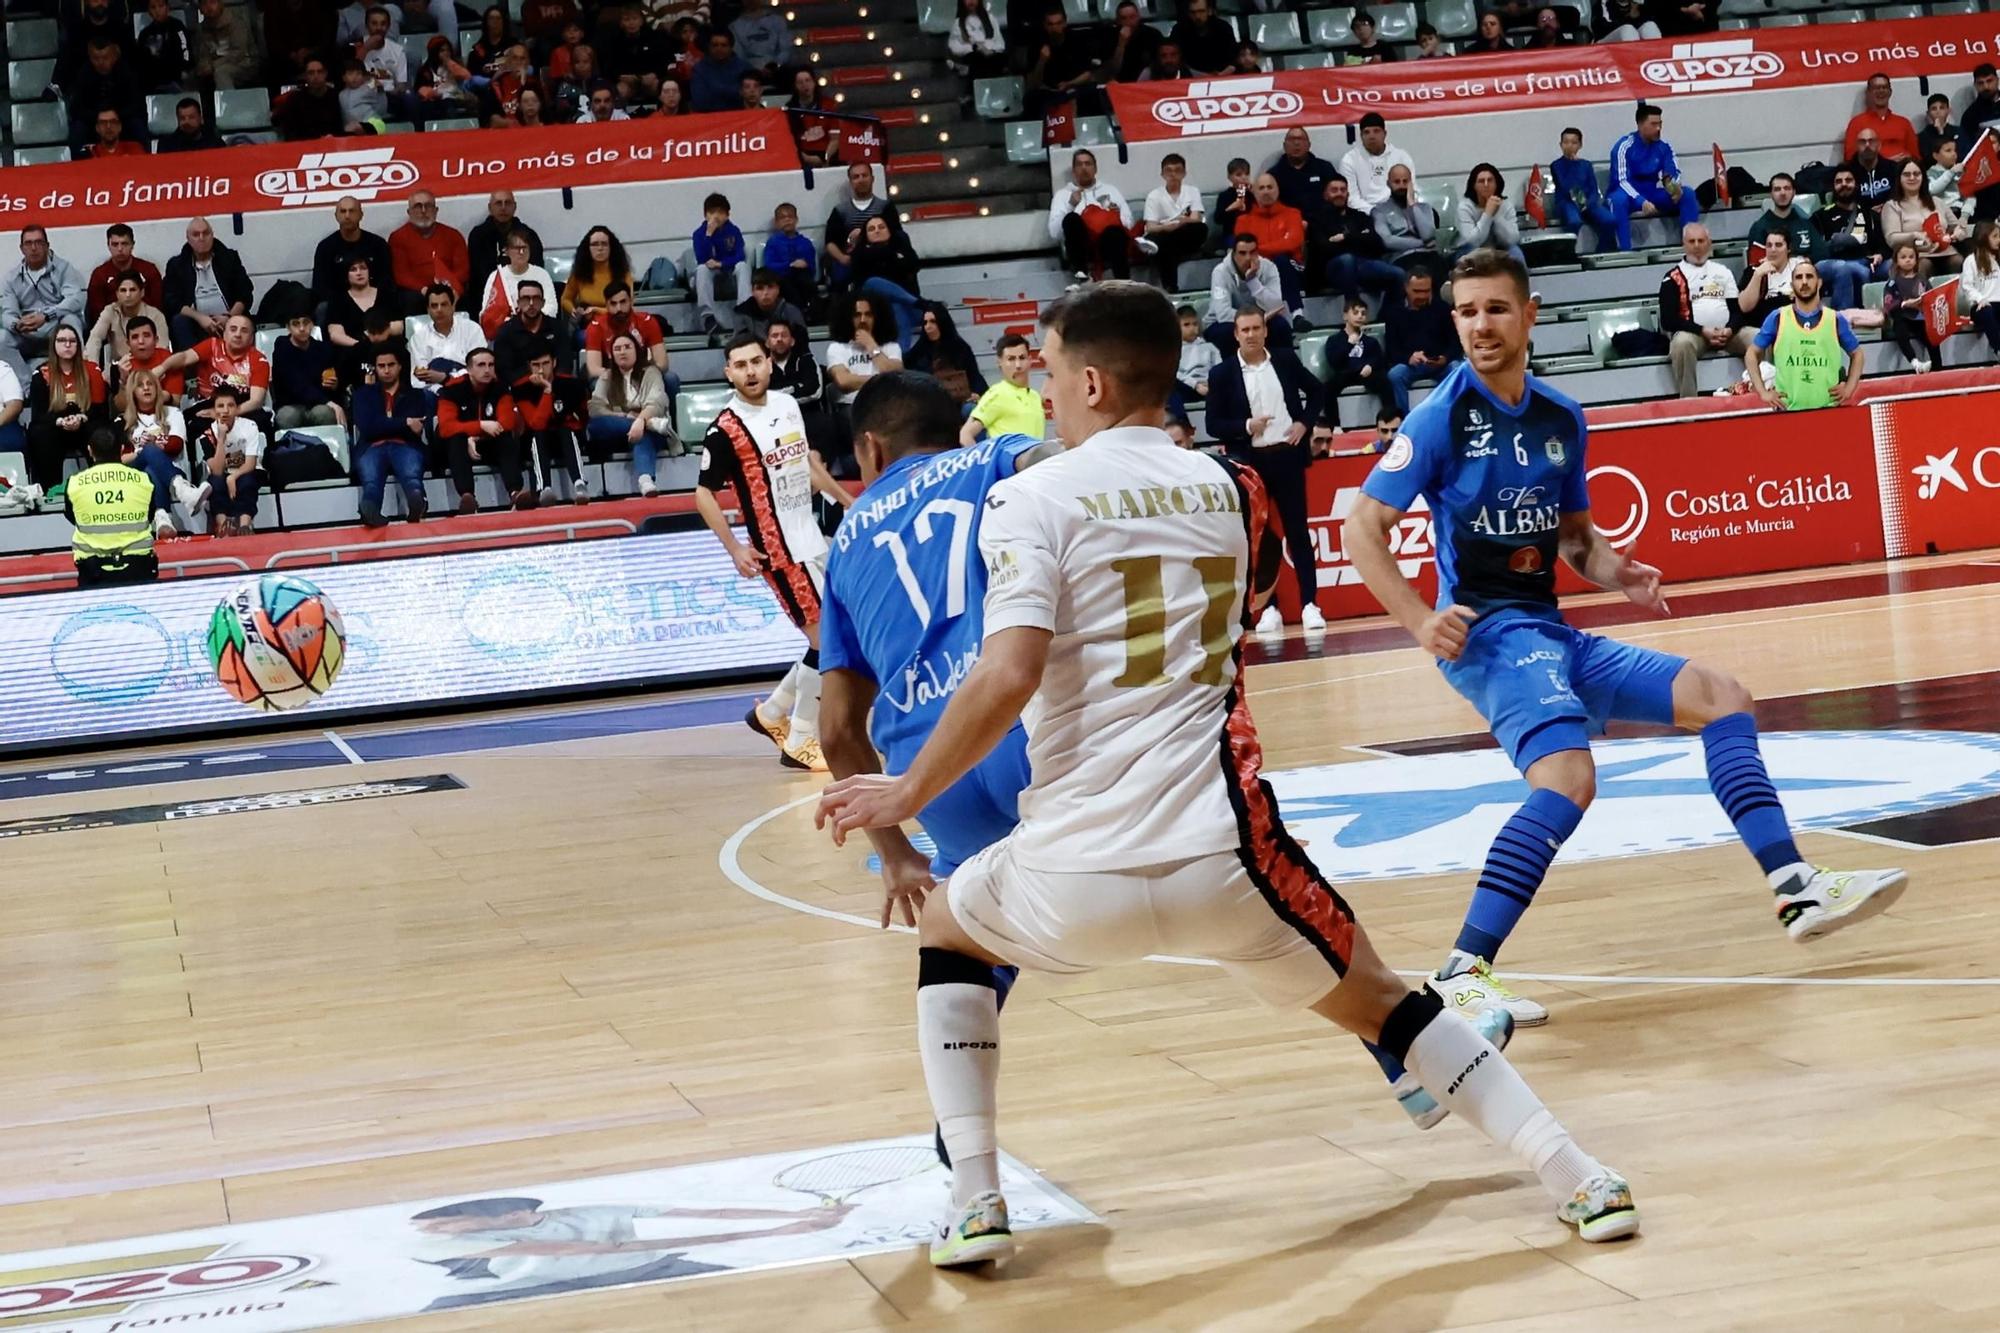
991,965,1018,1008
1452,787,1586,963
1702,712,1804,879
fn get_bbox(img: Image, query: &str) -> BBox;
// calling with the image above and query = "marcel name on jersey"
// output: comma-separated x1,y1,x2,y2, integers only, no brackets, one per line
1077,479,1243,523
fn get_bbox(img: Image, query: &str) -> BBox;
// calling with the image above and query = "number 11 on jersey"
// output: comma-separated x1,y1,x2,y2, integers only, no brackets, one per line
1112,555,1239,688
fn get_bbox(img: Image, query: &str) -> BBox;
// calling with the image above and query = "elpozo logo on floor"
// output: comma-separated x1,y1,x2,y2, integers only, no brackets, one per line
1267,730,2000,882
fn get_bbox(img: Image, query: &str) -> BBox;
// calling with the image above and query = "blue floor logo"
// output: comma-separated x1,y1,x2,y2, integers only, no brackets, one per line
1265,730,2000,882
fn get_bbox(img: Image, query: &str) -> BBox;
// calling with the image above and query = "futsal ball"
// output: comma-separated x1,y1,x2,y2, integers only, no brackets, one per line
207,574,347,711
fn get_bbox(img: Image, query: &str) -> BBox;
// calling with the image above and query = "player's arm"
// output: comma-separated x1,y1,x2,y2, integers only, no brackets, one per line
1342,493,1476,660
1557,509,1668,615
820,666,935,928
693,483,763,578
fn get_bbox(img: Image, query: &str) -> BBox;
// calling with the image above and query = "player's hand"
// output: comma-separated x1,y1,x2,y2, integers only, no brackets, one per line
729,543,767,578
1756,382,1785,410
1615,554,1669,615
877,842,936,929
1416,603,1478,660
1829,378,1858,406
815,774,920,847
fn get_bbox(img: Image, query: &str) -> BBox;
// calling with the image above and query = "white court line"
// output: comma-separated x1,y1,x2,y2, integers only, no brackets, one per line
718,797,1990,989
323,730,365,766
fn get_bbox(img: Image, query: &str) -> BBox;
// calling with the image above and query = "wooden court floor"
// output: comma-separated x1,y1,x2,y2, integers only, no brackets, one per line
5,549,2000,1331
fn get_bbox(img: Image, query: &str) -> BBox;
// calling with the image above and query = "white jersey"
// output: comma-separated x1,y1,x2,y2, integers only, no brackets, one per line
978,425,1268,873
697,389,826,568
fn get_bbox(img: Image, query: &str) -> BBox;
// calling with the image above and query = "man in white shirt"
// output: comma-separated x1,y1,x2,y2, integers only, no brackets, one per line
1337,112,1418,213
1205,233,1291,350
408,282,489,391
1659,223,1751,398
1142,151,1208,287
1047,149,1135,282
358,6,409,95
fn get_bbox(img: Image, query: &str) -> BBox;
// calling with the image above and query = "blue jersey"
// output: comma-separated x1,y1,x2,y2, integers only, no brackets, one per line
819,433,1042,873
1361,361,1590,630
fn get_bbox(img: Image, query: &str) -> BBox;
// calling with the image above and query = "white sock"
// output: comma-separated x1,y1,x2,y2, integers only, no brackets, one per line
1403,1008,1604,1204
789,664,821,741
762,664,801,722
1767,860,1813,893
917,976,1000,1207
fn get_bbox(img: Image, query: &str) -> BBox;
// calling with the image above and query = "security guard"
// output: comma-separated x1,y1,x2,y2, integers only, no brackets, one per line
65,428,157,587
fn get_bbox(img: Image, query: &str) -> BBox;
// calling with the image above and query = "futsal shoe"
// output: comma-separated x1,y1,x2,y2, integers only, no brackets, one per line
1300,604,1326,632
781,735,828,772
1255,605,1283,635
745,702,790,751
1776,866,1908,943
1391,1006,1516,1130
1431,957,1549,1027
1558,1172,1640,1243
931,1191,1014,1269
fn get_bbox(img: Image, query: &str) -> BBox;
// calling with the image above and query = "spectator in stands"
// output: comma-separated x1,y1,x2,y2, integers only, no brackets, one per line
389,192,470,306
87,225,164,326
398,0,462,60
824,164,901,293
1750,173,1824,266
1325,296,1390,414
1026,4,1104,118
492,278,573,382
1813,169,1888,300
353,344,432,525
66,40,148,156
1660,222,1751,399
1596,0,1659,41
1,227,86,389
1105,1,1161,83
600,5,664,105
466,4,515,69
0,359,22,460
167,311,270,426
1312,174,1403,313
1844,74,1919,163
963,332,1043,443
413,37,484,121
157,98,223,153
1965,221,2000,356
765,321,829,456
573,81,628,125
1166,303,1219,417
359,6,414,106
583,282,670,381
1649,0,1715,36
1215,157,1254,239
265,0,334,86
903,304,987,413
1344,11,1398,64
1382,269,1459,414
586,331,674,493
1206,234,1291,351
475,43,534,125
138,0,194,91
164,217,253,352
84,274,165,369
1412,23,1448,59
735,270,807,341
24,325,108,497
1961,64,2000,168
337,0,396,44
324,257,404,379
121,369,195,532
1456,165,1524,265
506,347,590,503
115,317,184,402
1525,8,1573,47
1143,153,1209,288
1929,138,1965,214
1232,41,1270,75
1919,94,1956,168
948,0,1008,83
466,191,544,311
688,29,751,112
277,58,347,141
824,291,902,420
1374,164,1443,279
78,109,145,161
194,383,264,534
409,282,489,387
1608,103,1700,252
735,75,766,111
1551,128,1617,252
1880,243,1931,374
1170,0,1236,76
731,0,790,83
1339,113,1416,213
692,193,753,342
271,313,346,429
1269,129,1338,215
762,203,818,320
437,347,525,509
1049,149,1135,283
1462,12,1512,54
1745,259,1861,411
1140,40,1188,82
193,0,260,90
560,226,635,328
1738,229,1802,329
1239,174,1309,329
311,199,396,309
1882,158,1967,276
1844,131,1896,209
479,230,556,339
506,86,556,129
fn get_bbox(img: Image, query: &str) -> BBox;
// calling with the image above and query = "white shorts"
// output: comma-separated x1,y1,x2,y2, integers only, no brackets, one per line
945,835,1356,1010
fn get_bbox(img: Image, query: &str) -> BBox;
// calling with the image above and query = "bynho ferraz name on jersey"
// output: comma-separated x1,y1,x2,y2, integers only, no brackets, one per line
832,440,1001,553
1079,482,1241,523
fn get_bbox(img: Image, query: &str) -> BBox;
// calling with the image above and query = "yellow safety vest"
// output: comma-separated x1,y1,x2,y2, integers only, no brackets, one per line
68,462,155,566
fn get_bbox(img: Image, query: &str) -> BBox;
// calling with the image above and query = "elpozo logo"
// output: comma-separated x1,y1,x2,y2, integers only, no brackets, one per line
0,1247,315,1323
255,147,419,208
1152,77,1305,136
1639,38,1784,94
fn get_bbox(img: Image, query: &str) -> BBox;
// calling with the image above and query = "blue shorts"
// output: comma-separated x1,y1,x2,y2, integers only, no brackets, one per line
914,725,1032,878
1440,615,1686,772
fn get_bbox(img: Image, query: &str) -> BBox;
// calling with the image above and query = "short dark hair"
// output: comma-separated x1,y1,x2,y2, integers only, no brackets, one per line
467,347,496,365
994,332,1031,355
209,383,243,406
750,268,779,288
1071,148,1097,169
105,222,134,241
1375,405,1402,424
724,330,769,359
176,96,201,114
412,1198,542,1222
1560,126,1582,140
703,191,730,212
125,315,156,337
1929,93,1951,108
1978,62,1998,81
1037,280,1180,414
851,371,962,462
1173,304,1198,320
1636,102,1662,122
1227,156,1250,175
114,272,143,290
1351,9,1375,27
1344,296,1369,312
1415,20,1437,37
515,279,544,297
423,281,456,303
1768,171,1795,188
88,426,123,464
1161,152,1185,171
1233,232,1259,248
1450,246,1532,300
603,279,632,300
363,307,394,336
1358,112,1386,131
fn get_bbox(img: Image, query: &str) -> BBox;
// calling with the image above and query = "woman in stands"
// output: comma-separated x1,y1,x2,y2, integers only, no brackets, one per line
947,0,1008,83
25,326,109,497
479,229,555,338
1456,164,1526,267
903,304,989,415
587,331,676,497
1464,11,1514,52
120,368,197,534
468,6,517,79
1231,40,1270,74
324,258,404,383
548,43,602,119
510,85,557,128
656,79,687,116
414,35,483,123
849,215,926,353
788,69,834,165
562,226,636,328
1881,158,1968,278
1963,222,2000,358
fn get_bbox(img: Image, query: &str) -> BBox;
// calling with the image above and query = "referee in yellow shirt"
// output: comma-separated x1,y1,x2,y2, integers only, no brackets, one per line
959,335,1046,444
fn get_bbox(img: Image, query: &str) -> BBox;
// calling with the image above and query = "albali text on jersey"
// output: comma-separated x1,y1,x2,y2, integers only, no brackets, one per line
697,390,827,568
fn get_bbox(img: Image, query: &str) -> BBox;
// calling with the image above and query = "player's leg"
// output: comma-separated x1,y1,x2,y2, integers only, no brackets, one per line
1606,190,1636,252
748,663,799,749
782,561,827,768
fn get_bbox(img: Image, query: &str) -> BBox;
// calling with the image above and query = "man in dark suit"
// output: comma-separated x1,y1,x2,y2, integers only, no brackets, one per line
1204,308,1326,633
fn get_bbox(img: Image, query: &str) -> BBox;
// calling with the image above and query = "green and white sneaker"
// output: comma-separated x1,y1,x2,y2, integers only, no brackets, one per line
931,1190,1014,1268
1777,866,1908,943
1432,957,1549,1027
1558,1171,1640,1243
1391,1006,1517,1130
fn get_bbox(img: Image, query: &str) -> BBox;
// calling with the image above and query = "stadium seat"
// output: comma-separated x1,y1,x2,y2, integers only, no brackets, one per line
7,58,53,103
1717,0,1768,14
1244,11,1307,50
10,99,66,146
1306,8,1360,46
917,0,954,34
974,76,1025,120
676,385,732,442
1004,120,1049,164
1283,51,1340,68
1760,14,1809,25
1061,0,1094,22
1862,281,1886,311
1074,115,1117,146
426,116,481,132
547,252,573,286
146,92,182,137
1930,0,1978,12
1420,182,1460,247
1870,4,1922,16
1374,2,1419,41
215,88,270,132
378,120,418,134
1587,306,1662,364
11,145,69,166
5,18,57,59
1815,10,1863,21
1099,0,1165,14
1718,16,1750,26
399,33,431,68
1295,329,1333,380
1426,0,1479,35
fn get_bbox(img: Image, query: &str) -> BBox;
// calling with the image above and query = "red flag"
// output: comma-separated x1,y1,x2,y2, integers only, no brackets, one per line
1042,97,1076,148
1525,164,1546,228
1711,143,1731,208
1962,130,2000,197
1922,277,1962,347
1747,241,1766,267
1923,210,1949,249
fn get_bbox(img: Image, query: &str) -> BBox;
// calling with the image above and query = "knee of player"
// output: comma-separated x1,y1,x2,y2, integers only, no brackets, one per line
1532,750,1596,808
1682,661,1754,722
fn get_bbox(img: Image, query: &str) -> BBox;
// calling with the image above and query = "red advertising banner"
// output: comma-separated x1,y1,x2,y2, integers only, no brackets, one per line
1110,16,2000,139
1869,391,2000,558
0,110,797,231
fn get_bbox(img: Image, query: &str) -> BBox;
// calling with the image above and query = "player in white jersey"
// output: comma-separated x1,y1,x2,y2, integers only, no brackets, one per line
696,333,853,771
819,282,1639,1268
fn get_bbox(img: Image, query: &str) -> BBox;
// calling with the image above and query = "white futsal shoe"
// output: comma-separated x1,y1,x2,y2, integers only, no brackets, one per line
931,1190,1014,1268
1431,957,1549,1027
1254,605,1283,635
1391,1005,1516,1130
1559,1171,1641,1243
1776,865,1908,943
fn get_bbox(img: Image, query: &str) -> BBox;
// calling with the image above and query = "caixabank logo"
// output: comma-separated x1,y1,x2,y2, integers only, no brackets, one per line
1150,77,1306,136
0,1247,315,1325
1638,38,1785,94
254,147,420,208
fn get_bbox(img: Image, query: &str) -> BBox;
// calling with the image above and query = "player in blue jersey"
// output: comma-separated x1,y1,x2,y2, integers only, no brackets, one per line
1344,248,1907,1028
